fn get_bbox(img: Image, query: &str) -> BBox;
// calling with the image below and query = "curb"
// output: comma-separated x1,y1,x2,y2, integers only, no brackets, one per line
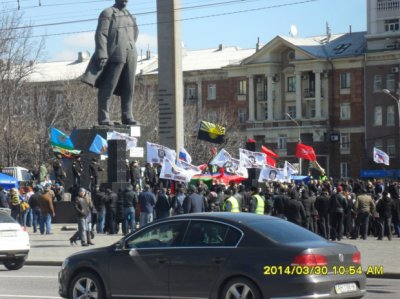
26,261,62,267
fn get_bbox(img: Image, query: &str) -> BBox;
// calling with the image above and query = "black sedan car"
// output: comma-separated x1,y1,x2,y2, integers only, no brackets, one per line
59,213,366,299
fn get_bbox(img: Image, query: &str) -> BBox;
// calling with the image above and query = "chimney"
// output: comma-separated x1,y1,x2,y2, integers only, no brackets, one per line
256,37,260,52
218,44,224,51
77,51,90,62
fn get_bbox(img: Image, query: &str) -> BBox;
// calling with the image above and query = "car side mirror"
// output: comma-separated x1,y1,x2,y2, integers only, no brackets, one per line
129,249,138,257
115,239,125,250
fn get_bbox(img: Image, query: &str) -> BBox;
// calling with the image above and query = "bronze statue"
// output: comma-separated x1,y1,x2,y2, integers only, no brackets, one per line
82,0,139,126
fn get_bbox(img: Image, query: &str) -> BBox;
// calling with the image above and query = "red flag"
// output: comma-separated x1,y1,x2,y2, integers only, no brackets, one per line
261,145,279,158
266,156,276,167
296,143,317,161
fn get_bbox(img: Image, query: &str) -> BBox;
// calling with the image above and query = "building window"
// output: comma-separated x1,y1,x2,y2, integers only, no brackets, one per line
373,75,382,92
187,85,197,100
55,94,64,105
278,135,287,150
340,72,351,89
207,111,217,123
386,74,396,92
287,106,296,118
374,106,383,126
340,103,351,120
375,139,383,148
387,138,396,156
256,77,267,101
340,133,350,151
238,80,247,95
385,19,400,32
287,76,296,92
340,162,350,179
207,84,216,100
387,105,395,126
238,108,247,123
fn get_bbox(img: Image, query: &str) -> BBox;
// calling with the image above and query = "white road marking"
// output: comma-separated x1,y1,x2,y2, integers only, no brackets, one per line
0,296,61,298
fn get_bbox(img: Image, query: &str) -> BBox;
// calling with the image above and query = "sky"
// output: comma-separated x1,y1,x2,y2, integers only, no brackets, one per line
0,0,367,62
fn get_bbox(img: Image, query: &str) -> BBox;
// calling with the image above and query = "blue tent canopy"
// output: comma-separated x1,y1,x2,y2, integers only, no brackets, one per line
0,173,19,190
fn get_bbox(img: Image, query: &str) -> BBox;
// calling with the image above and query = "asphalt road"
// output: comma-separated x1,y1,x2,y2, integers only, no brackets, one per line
0,265,398,299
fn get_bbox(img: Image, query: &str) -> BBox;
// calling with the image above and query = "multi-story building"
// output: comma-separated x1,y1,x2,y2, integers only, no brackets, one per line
224,31,367,178
364,0,400,178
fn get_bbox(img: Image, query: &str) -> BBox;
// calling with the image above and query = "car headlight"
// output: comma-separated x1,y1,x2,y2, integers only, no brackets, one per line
61,258,69,270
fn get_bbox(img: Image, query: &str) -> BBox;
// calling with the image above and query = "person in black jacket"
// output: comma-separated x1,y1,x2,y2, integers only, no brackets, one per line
315,188,331,239
71,155,84,187
122,185,138,235
376,191,395,240
183,185,205,214
155,188,171,219
144,163,157,188
329,186,347,241
89,158,103,193
93,186,107,233
273,186,289,219
284,190,306,226
28,187,42,233
0,187,9,209
301,189,316,232
105,188,118,234
388,183,400,237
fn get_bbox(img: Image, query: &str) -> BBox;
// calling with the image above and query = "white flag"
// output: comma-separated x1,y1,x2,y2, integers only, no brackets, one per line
107,131,138,150
160,158,192,183
176,159,202,176
283,160,298,182
239,148,266,169
226,158,248,178
210,149,232,167
146,142,176,164
373,147,389,166
258,165,285,182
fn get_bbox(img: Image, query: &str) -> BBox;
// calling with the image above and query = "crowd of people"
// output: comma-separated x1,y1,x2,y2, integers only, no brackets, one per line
0,184,56,235
64,174,400,246
3,155,400,246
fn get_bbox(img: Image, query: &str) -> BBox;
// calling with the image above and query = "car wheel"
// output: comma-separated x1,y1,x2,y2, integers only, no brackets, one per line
222,277,262,299
69,272,105,299
3,258,25,270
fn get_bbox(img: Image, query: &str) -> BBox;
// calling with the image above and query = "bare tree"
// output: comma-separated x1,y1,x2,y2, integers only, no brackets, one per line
0,8,45,167
184,105,246,165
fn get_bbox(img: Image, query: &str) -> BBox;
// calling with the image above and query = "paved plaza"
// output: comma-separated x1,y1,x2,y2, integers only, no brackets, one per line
26,224,400,279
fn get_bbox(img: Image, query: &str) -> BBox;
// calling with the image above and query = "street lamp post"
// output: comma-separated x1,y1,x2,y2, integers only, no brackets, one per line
285,113,302,175
382,89,400,169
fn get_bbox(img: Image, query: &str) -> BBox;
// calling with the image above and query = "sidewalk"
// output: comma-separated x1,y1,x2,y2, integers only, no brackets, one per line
26,224,400,278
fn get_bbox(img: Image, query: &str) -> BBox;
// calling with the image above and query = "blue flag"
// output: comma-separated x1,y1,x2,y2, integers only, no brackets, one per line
89,134,108,155
50,128,74,150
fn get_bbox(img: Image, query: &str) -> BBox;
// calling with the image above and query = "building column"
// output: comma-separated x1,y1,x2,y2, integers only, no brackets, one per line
315,71,322,118
267,75,274,120
295,72,302,119
196,79,202,119
248,75,255,121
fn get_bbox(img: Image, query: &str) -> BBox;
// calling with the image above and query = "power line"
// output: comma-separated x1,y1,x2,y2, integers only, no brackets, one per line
1,0,319,33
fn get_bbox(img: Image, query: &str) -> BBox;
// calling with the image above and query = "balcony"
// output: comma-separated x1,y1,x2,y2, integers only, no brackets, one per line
378,0,400,10
304,88,324,99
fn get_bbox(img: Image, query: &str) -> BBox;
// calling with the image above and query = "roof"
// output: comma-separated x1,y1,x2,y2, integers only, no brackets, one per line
280,31,367,58
28,46,256,83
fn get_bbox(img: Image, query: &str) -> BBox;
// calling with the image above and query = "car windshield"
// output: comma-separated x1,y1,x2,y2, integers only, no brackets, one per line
0,211,16,224
249,219,325,244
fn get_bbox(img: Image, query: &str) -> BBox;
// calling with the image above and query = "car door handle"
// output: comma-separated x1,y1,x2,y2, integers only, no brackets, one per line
212,257,225,264
157,257,167,264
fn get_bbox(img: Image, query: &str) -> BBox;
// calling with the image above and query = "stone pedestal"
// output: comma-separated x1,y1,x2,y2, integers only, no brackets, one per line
67,125,131,191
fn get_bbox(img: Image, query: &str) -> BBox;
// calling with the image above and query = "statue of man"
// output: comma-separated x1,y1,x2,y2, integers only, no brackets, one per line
82,0,139,126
